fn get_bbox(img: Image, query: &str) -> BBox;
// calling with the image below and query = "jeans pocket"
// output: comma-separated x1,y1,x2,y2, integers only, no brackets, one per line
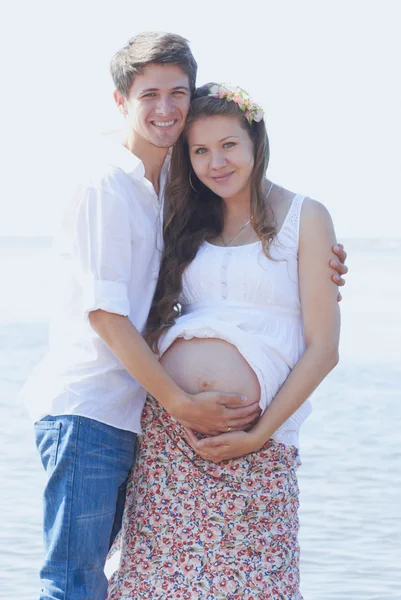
35,419,62,474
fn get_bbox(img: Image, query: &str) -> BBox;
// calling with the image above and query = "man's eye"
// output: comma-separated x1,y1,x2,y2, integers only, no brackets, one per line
143,93,156,98
172,91,185,96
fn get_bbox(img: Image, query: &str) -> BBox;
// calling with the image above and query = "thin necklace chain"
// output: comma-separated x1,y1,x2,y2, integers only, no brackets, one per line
219,181,275,247
219,218,251,247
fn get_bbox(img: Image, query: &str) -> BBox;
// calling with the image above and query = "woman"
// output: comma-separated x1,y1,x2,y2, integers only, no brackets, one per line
107,83,341,599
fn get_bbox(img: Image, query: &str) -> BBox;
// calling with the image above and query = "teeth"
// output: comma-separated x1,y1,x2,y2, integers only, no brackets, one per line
153,121,175,127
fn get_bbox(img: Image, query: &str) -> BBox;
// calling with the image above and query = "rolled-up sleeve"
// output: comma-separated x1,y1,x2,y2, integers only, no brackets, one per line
74,186,132,316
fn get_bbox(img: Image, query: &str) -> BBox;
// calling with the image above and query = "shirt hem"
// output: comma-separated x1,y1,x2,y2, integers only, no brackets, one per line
32,409,142,435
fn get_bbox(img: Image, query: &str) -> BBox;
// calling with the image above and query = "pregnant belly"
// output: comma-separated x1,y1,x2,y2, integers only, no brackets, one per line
160,337,261,404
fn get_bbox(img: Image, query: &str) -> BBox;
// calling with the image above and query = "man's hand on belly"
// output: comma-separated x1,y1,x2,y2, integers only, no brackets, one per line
173,391,261,436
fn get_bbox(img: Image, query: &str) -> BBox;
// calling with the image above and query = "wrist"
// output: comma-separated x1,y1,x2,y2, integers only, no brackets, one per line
162,390,193,422
249,425,270,452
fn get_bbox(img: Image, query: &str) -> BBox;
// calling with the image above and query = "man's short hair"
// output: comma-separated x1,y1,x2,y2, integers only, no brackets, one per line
110,32,198,97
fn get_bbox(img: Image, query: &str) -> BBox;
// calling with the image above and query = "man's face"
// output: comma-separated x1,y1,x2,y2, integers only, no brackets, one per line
118,63,191,149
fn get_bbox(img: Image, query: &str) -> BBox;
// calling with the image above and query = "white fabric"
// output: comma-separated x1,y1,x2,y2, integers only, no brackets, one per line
159,194,312,448
22,142,167,434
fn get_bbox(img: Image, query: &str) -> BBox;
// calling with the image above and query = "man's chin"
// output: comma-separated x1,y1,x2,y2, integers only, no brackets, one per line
150,139,176,149
148,127,183,149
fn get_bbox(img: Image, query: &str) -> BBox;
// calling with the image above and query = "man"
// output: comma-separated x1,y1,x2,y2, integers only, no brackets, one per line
24,32,348,599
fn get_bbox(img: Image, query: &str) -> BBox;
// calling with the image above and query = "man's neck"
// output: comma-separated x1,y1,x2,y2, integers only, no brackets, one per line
123,130,169,195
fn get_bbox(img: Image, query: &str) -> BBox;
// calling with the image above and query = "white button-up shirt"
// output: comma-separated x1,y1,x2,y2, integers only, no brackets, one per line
23,142,167,433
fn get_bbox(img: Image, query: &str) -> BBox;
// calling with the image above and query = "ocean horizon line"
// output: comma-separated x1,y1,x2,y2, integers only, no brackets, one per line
1,235,401,251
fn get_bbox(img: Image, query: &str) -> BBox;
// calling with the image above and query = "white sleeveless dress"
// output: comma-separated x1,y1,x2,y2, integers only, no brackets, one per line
159,193,311,448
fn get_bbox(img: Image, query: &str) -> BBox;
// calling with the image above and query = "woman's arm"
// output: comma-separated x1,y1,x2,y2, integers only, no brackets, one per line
250,199,340,444
185,199,340,460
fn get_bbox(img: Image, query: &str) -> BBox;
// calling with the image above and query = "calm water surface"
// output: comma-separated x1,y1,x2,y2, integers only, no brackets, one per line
0,238,400,599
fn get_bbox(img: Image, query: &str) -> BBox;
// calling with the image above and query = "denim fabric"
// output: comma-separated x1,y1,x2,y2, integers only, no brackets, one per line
35,414,137,600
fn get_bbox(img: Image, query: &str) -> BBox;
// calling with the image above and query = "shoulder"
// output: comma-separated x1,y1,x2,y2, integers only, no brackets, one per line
266,184,297,229
79,163,129,198
71,137,138,197
299,198,336,251
63,163,131,232
300,198,334,229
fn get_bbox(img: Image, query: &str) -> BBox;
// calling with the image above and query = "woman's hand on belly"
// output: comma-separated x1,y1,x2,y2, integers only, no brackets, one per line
184,427,260,463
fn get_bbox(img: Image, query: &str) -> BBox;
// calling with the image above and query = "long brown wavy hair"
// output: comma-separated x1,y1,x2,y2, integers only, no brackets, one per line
146,83,276,352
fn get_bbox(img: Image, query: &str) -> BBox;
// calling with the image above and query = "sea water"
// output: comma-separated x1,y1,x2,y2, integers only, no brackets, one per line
0,237,400,599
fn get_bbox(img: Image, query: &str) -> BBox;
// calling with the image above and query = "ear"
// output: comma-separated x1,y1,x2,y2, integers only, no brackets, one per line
113,89,127,116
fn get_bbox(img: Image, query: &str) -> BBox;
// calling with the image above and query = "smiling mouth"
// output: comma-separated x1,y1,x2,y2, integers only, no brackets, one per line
212,172,234,183
151,120,177,128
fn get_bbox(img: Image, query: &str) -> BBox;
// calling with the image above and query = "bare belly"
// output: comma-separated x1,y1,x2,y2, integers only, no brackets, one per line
160,337,261,404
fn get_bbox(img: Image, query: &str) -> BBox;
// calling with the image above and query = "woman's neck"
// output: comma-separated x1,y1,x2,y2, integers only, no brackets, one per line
222,190,252,224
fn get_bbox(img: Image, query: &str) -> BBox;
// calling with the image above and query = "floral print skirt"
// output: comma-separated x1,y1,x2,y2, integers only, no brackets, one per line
107,395,303,599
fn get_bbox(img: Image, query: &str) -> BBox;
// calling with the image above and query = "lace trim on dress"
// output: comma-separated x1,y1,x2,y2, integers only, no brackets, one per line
278,194,305,246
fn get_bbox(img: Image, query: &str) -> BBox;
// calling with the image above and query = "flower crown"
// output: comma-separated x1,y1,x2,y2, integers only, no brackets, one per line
208,84,264,125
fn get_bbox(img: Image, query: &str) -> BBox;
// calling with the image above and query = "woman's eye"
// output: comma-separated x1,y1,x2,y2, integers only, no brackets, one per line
223,141,235,149
195,148,207,155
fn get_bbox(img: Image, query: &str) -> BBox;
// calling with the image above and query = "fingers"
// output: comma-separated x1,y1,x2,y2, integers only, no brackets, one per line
176,417,221,436
330,260,348,275
183,429,222,462
184,428,199,446
218,401,260,432
332,274,345,287
226,410,261,431
196,439,226,463
218,392,253,408
332,244,347,264
185,429,226,450
222,401,260,419
182,393,261,434
192,426,226,436
197,434,228,449
337,291,343,302
330,258,347,288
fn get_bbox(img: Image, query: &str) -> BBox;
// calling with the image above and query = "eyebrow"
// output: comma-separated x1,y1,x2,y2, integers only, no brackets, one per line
190,136,240,147
140,86,190,93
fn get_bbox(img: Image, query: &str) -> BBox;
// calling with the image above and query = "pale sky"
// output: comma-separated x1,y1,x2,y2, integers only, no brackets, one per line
1,0,400,238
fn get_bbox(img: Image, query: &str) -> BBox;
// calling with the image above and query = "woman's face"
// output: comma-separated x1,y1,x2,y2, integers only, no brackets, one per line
187,115,255,200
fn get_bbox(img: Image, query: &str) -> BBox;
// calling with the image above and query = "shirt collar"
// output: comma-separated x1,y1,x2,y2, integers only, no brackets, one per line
109,143,146,181
108,142,171,187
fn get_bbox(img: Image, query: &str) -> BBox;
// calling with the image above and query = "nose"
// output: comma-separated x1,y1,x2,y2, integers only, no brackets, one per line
210,150,227,170
155,94,174,115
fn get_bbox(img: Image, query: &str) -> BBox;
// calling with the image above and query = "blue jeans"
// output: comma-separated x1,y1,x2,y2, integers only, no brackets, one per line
35,415,137,600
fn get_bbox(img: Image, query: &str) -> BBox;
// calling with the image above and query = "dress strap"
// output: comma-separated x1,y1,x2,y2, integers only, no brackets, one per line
279,194,306,247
